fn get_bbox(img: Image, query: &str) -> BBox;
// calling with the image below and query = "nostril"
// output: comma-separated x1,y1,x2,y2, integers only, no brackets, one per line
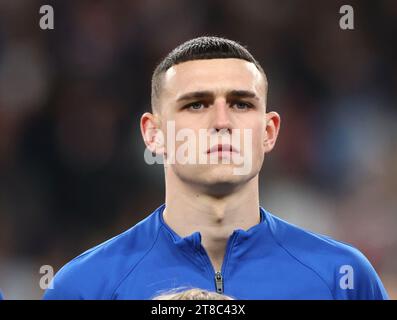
215,128,231,134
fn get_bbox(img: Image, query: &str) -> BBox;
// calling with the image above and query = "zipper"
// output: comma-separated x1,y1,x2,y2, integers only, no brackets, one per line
215,271,224,294
199,230,238,295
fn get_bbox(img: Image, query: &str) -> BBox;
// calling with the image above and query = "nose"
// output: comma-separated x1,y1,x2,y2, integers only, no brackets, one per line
211,98,232,134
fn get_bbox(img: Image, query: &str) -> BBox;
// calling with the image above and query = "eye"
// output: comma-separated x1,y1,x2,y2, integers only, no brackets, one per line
232,101,253,110
184,102,206,111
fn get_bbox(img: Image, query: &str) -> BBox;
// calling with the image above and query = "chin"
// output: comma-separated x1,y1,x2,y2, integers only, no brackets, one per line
175,164,256,191
201,167,246,187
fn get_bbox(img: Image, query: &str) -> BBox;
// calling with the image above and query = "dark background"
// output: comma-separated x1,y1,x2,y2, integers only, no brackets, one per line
0,0,396,299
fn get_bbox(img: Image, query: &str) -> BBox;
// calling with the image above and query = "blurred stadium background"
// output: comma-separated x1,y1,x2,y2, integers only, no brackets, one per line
0,0,396,299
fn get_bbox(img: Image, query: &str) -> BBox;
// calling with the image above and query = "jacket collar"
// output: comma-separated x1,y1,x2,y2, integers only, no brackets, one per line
157,203,268,251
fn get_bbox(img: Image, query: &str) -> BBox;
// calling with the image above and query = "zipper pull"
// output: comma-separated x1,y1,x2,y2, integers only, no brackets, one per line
215,271,224,294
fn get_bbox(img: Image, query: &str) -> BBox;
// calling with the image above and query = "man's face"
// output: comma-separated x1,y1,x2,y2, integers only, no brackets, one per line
156,58,272,192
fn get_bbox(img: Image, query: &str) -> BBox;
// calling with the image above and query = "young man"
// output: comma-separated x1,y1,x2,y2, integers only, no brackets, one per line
43,36,388,299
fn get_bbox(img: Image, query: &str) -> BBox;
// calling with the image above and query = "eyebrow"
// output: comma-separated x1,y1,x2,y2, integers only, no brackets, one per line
176,90,259,102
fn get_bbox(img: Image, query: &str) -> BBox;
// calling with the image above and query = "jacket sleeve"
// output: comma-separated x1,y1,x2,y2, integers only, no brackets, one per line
333,247,389,300
42,263,85,300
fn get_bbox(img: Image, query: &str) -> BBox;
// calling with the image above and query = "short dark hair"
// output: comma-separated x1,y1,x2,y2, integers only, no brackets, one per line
151,36,266,111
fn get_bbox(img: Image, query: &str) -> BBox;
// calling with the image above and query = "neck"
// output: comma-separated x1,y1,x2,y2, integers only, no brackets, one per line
163,171,261,271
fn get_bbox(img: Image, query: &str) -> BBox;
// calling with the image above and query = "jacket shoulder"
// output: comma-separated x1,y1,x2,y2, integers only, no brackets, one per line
43,210,162,300
266,211,389,299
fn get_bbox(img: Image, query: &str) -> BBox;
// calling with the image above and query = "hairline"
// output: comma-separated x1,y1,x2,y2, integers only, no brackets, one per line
151,57,268,112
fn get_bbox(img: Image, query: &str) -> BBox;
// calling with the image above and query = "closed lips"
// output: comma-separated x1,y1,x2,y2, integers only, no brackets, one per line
207,144,238,153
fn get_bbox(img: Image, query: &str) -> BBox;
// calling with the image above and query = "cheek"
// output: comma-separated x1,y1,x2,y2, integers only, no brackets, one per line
255,125,266,150
162,122,200,156
241,122,265,154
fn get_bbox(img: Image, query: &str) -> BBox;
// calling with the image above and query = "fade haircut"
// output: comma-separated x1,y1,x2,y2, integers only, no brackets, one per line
151,36,267,112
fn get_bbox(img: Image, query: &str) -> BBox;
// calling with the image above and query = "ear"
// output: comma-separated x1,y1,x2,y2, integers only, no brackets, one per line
140,112,165,155
263,111,281,153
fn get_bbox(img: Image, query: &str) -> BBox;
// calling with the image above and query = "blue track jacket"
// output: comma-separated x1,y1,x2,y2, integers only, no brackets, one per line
43,204,388,299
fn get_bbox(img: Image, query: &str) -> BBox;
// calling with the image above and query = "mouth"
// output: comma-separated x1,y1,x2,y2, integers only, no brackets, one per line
206,144,239,154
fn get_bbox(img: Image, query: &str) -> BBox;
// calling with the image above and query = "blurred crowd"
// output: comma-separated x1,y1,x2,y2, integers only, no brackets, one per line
0,0,396,299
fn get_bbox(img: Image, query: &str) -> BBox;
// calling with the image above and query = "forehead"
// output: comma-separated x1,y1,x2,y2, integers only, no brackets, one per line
162,58,266,99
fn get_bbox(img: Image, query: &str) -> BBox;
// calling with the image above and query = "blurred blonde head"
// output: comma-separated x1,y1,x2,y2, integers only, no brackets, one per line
153,288,234,300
